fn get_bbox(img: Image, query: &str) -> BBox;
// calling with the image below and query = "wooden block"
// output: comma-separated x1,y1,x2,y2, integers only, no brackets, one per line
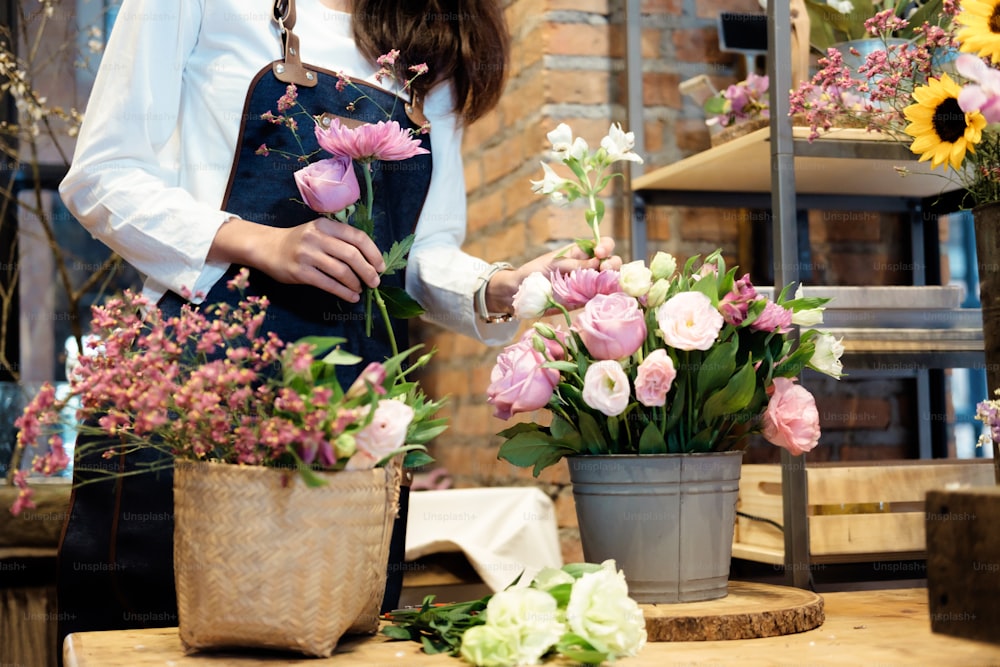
926,486,1000,646
641,581,824,641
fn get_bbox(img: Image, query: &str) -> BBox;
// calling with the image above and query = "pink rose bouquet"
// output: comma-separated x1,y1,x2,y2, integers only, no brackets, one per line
9,269,446,515
488,125,844,475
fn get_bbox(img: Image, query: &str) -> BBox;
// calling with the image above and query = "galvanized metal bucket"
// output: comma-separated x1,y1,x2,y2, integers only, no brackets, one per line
568,451,743,604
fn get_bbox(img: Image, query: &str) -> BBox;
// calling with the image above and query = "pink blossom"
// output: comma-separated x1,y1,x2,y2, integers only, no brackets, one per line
487,337,560,419
314,117,429,163
276,84,298,112
574,292,647,360
634,349,676,407
750,300,794,334
581,360,630,417
719,273,758,326
345,362,388,400
10,471,35,516
655,291,724,351
761,378,821,456
550,268,622,309
293,155,361,214
956,54,1000,123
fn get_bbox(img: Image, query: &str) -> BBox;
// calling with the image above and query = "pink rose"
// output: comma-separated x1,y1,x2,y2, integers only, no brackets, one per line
634,349,676,407
655,291,724,351
550,268,622,310
581,360,630,416
761,377,821,456
353,398,415,465
750,300,794,334
293,155,361,214
487,338,560,420
574,293,646,360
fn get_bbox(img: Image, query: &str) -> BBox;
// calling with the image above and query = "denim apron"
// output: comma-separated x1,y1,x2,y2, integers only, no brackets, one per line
57,1,432,649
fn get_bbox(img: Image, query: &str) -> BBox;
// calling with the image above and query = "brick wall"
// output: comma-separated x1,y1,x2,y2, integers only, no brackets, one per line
411,0,939,564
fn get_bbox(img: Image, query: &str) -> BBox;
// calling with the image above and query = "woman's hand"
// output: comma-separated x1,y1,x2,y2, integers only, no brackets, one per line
483,236,622,316
209,216,385,302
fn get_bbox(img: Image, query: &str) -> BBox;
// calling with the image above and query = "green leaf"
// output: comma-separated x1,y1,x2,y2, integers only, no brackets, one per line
497,431,573,476
544,360,579,373
549,414,576,441
543,583,574,607
321,347,364,366
639,420,667,454
498,422,546,439
574,237,597,257
403,449,436,469
380,286,425,319
696,339,737,398
381,625,413,640
576,410,607,454
353,204,374,236
382,235,416,275
703,357,757,423
691,271,720,304
293,335,347,357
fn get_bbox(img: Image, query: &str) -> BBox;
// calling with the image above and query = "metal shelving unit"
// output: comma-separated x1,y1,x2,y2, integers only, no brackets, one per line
623,2,984,586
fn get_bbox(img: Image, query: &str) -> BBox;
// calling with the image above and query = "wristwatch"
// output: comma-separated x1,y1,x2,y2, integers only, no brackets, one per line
475,262,515,324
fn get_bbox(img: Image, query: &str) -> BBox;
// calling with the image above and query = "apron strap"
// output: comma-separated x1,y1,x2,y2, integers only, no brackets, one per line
273,0,318,87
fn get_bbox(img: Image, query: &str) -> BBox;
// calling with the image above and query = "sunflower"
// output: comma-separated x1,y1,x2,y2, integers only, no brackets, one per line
904,74,987,171
956,0,1000,64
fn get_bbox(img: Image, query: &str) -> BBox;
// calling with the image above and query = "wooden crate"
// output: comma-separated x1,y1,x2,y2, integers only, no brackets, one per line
733,460,996,565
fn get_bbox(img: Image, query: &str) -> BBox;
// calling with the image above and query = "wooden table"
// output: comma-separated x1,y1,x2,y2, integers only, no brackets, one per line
64,588,1000,666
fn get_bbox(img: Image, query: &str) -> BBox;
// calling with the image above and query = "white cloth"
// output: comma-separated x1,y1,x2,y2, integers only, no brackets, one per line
406,488,563,592
59,0,516,344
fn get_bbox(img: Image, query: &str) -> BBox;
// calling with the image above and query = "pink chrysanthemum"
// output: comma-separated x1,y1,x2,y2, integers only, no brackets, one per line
315,117,429,163
549,268,622,310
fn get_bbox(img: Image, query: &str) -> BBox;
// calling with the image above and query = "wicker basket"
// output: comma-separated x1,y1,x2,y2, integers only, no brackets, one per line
173,458,401,657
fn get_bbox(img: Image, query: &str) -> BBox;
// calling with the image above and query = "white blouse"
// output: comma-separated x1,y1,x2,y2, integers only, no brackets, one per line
59,0,517,344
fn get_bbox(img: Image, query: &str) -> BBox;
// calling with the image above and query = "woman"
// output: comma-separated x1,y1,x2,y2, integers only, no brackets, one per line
56,0,616,649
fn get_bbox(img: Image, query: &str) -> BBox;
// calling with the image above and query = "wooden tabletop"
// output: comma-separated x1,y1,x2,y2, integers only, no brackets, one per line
64,587,1000,666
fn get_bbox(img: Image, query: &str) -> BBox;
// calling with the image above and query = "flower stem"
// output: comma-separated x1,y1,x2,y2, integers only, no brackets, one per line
373,287,399,357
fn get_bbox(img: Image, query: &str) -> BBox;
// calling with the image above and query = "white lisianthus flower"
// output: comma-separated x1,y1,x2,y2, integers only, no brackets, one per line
618,260,653,297
512,272,554,319
459,625,520,667
646,278,670,308
581,360,630,416
565,560,647,659
808,332,845,378
600,123,644,164
791,286,824,326
547,123,574,159
530,162,567,195
649,251,677,281
656,291,724,351
482,588,566,666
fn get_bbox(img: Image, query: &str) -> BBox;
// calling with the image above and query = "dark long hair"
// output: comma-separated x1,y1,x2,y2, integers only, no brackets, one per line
352,0,509,124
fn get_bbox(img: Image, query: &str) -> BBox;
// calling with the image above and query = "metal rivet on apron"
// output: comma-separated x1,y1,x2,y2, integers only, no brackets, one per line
276,63,285,73
306,72,314,80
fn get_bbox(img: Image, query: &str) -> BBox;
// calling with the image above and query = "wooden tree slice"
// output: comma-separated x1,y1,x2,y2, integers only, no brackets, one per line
641,581,824,641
